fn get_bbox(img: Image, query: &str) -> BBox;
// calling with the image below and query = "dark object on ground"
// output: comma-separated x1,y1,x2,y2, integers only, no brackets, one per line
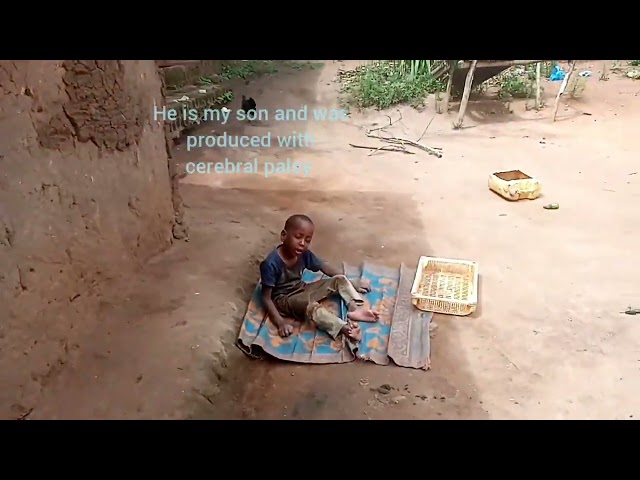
241,95,256,117
623,308,640,315
371,384,392,395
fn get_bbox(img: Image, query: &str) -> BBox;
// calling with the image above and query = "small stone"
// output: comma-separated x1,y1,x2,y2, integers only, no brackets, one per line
374,384,392,395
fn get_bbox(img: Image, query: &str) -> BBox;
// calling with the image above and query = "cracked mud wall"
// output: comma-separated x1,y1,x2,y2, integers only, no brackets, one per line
0,60,178,416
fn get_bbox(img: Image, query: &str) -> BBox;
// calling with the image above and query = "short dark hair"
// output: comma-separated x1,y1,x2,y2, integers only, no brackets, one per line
284,214,313,231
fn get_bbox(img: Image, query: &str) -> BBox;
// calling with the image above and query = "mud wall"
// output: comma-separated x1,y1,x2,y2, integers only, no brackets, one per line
0,60,177,416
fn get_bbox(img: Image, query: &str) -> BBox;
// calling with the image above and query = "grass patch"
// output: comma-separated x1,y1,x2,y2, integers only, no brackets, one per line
216,60,324,82
165,60,325,90
219,60,279,80
164,60,325,112
630,60,640,66
288,61,324,71
186,60,325,102
340,61,445,110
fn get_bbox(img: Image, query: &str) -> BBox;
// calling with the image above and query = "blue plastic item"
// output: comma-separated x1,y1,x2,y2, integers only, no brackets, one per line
549,65,565,81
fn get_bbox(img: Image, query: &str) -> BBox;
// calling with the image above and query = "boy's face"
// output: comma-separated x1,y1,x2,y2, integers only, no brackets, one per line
281,220,314,256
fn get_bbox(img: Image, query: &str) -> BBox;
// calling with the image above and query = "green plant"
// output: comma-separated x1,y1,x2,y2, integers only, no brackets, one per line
341,60,445,110
220,61,260,80
496,67,537,99
497,76,533,99
391,60,433,77
521,61,554,80
218,91,234,103
630,60,640,66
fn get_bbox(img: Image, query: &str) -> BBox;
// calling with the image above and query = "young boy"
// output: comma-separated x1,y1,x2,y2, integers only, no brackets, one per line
259,214,379,342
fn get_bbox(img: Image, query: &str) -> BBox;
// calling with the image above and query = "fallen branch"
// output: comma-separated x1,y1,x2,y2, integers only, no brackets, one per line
417,113,437,143
348,143,415,155
17,408,34,420
363,111,443,158
367,111,403,134
365,132,443,158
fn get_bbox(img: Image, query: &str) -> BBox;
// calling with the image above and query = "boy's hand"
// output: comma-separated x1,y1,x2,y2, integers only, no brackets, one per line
276,320,294,337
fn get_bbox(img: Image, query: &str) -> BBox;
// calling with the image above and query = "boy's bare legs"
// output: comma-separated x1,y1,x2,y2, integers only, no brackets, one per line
330,275,380,322
307,303,362,342
306,274,380,342
276,274,379,341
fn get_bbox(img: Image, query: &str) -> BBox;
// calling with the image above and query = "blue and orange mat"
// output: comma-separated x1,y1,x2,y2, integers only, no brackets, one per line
236,262,432,369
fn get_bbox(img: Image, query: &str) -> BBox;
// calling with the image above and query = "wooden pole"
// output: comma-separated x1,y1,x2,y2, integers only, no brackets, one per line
442,60,456,114
600,60,608,81
460,60,546,69
535,62,542,110
453,60,477,129
552,60,577,122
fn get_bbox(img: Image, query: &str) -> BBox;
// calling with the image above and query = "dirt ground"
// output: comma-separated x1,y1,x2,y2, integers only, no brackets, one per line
22,60,640,420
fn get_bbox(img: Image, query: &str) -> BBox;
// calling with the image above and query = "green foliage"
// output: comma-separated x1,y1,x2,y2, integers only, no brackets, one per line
342,60,446,110
494,62,554,100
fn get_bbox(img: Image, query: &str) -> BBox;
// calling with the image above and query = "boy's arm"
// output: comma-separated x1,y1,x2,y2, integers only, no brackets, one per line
305,250,342,276
312,253,371,293
261,287,286,329
320,262,342,277
260,259,293,336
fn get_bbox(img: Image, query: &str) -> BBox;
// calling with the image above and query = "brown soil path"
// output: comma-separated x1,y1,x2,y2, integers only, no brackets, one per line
24,60,640,420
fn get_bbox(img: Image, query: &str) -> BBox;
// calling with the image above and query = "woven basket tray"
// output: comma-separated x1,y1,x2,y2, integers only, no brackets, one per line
410,256,479,316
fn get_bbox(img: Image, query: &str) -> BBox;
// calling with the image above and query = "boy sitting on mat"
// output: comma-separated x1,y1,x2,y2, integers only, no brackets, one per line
259,214,379,342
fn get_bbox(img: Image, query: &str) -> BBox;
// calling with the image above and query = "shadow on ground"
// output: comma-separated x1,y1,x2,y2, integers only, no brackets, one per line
182,183,489,420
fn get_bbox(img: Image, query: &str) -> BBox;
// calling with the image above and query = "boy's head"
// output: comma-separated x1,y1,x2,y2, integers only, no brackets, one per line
281,214,314,256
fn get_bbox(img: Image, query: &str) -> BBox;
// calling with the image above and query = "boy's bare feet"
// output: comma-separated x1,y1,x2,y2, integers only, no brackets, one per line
340,321,362,342
347,307,380,323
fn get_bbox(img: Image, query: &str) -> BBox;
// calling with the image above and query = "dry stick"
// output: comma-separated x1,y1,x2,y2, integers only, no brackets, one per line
535,62,542,110
552,60,577,122
442,60,456,114
417,113,437,143
348,143,414,155
367,112,401,134
364,111,442,158
453,60,478,129
365,132,443,158
17,408,34,420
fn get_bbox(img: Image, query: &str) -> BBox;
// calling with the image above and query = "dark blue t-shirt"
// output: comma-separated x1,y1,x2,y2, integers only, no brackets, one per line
260,246,324,298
